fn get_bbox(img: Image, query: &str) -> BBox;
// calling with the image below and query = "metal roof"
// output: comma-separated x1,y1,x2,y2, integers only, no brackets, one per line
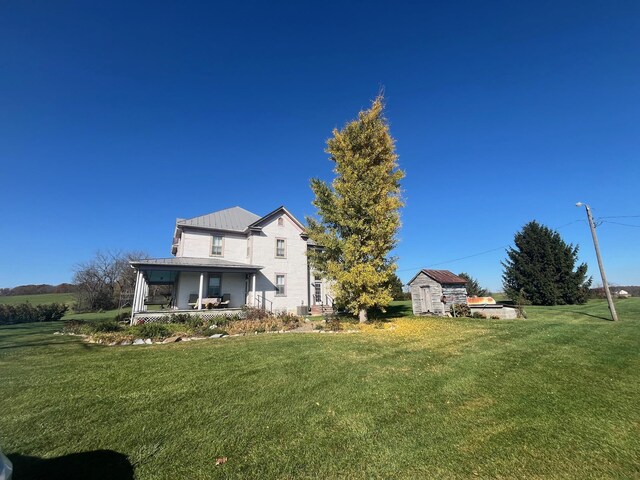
130,257,263,271
177,206,261,232
408,269,468,285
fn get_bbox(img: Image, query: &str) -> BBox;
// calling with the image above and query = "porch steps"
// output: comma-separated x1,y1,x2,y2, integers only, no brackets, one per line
310,305,334,316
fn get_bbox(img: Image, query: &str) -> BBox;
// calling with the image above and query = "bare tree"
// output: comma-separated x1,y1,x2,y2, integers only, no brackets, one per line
73,250,147,311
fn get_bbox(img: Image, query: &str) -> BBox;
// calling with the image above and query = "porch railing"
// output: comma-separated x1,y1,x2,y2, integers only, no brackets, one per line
254,294,273,313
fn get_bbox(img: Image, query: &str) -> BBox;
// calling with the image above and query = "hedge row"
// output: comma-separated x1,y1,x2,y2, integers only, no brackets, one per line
0,303,69,325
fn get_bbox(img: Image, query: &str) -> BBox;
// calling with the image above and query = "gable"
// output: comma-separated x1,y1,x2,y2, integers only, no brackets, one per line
248,206,305,233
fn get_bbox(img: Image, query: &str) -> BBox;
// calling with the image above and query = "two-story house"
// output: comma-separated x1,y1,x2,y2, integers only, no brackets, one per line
129,206,332,322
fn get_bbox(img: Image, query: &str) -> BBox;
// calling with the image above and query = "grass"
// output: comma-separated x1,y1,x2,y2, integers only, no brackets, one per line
0,292,75,306
0,299,639,479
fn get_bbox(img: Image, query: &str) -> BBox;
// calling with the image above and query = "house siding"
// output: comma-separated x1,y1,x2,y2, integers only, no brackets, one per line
180,229,246,261
251,214,308,313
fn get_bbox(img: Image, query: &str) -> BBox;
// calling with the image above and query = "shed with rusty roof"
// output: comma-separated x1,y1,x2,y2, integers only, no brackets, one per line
407,269,468,316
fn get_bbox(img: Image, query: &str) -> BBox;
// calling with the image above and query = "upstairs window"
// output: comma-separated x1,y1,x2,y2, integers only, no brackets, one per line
278,217,284,227
275,274,286,296
276,238,286,258
212,235,223,256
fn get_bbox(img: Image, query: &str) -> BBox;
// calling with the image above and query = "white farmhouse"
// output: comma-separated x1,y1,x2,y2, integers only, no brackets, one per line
129,206,332,322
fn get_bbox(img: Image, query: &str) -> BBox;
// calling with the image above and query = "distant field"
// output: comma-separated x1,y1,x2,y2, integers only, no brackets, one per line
0,292,75,306
1,298,638,479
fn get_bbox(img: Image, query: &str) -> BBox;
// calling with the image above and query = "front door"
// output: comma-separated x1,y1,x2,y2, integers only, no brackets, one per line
313,281,322,305
420,286,432,313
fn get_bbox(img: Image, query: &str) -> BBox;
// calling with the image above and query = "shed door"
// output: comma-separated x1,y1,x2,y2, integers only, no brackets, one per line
420,286,433,313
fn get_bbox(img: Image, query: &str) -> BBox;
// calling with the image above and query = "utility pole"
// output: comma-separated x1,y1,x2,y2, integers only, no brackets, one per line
576,202,618,321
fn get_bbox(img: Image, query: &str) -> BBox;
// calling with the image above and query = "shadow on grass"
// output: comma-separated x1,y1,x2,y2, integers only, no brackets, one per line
8,450,134,480
564,310,612,322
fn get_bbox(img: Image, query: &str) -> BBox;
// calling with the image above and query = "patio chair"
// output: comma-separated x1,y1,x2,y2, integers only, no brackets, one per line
188,294,199,309
219,294,230,308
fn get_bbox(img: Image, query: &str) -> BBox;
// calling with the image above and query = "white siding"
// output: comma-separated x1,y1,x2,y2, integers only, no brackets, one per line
176,272,201,309
251,214,309,313
179,229,247,262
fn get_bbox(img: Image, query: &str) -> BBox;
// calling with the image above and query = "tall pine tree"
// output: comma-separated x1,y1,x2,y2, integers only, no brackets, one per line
502,221,592,305
457,272,489,297
306,96,404,322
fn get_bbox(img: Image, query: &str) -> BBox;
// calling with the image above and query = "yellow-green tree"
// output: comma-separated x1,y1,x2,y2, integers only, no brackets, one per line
306,96,404,322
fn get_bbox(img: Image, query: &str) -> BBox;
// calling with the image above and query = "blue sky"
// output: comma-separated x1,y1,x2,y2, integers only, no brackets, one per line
1,1,638,291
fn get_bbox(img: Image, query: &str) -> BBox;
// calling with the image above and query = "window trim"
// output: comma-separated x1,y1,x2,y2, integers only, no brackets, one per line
275,237,286,258
275,273,287,297
210,235,224,257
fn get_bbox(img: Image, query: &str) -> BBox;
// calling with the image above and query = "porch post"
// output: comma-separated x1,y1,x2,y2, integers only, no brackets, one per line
198,272,204,310
131,270,141,325
251,273,256,307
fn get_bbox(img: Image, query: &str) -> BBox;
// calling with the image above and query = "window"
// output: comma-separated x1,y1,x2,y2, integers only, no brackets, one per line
208,274,221,297
276,238,286,258
275,274,286,296
211,235,223,256
277,217,284,227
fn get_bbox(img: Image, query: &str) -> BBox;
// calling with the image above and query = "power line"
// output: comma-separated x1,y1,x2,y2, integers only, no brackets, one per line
397,246,510,273
602,220,640,228
396,218,590,274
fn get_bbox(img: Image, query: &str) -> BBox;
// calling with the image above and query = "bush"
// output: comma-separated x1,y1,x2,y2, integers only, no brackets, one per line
450,304,470,317
0,303,68,325
92,319,123,333
113,312,131,323
472,312,486,319
169,313,195,324
137,323,170,339
241,306,271,321
63,319,90,334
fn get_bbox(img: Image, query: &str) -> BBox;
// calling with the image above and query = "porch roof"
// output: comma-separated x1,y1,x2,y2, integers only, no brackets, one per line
130,257,263,273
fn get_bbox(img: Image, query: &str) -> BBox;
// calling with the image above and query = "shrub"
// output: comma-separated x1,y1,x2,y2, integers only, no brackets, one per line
137,323,170,339
490,315,500,320
472,312,486,319
63,319,90,334
241,306,271,321
324,316,342,331
208,327,228,336
113,312,131,323
169,313,195,324
450,304,470,317
92,319,123,333
275,311,301,328
0,303,68,325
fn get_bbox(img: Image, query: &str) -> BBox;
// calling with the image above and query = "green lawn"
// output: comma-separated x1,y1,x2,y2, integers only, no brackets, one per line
0,292,75,306
1,299,638,479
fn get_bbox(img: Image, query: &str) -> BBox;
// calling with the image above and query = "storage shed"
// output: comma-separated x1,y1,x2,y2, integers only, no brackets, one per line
408,269,468,316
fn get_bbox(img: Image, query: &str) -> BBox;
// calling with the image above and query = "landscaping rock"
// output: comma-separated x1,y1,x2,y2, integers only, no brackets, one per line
162,336,182,344
133,339,145,345
144,338,153,344
108,342,117,346
210,333,223,339
120,340,132,346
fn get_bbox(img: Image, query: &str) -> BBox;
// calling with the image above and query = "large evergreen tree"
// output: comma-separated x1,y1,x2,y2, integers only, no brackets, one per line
502,221,592,305
457,272,489,297
306,96,404,322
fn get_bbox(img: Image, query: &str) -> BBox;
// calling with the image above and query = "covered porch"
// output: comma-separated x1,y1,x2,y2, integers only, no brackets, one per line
129,257,264,324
